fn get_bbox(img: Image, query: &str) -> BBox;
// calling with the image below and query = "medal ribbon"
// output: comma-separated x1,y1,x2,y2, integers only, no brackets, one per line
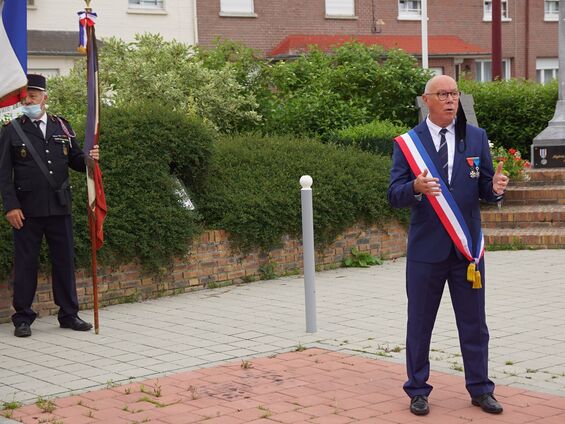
394,130,485,288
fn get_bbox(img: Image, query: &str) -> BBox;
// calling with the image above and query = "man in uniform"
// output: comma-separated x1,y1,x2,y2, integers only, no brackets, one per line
0,74,100,337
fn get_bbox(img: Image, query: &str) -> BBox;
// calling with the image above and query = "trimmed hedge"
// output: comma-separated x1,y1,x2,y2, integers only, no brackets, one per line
327,120,410,156
460,79,558,158
191,135,407,253
0,103,214,279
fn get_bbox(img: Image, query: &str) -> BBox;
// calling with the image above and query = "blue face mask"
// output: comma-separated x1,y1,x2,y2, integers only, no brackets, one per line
21,104,43,119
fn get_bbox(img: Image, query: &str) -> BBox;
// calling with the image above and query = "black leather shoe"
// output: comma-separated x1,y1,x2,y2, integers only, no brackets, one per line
410,395,429,416
472,393,503,414
60,316,93,331
14,322,31,337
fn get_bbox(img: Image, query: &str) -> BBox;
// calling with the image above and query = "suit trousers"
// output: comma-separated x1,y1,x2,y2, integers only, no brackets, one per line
403,246,495,398
11,215,79,326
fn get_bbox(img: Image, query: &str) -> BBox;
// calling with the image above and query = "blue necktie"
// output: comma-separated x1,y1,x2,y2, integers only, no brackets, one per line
438,128,448,180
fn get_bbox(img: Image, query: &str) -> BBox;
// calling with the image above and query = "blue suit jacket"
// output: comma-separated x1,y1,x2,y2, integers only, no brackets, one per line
388,120,501,263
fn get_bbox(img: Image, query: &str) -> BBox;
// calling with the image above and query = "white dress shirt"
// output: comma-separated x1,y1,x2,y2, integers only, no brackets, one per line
33,112,47,139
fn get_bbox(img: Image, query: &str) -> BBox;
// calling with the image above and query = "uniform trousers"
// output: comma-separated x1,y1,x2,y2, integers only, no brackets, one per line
403,246,495,398
11,215,79,326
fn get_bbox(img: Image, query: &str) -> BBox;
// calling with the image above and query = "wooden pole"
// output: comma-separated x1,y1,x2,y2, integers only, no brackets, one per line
89,207,100,334
492,0,502,80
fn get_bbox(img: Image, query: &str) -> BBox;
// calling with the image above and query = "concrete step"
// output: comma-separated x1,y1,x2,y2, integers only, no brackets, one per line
483,227,565,249
525,168,565,184
481,204,565,228
503,185,565,205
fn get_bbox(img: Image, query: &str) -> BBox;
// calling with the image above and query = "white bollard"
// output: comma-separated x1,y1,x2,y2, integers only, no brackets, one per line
300,175,317,333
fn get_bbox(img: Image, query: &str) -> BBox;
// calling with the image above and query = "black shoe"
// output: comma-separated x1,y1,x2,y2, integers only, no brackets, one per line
410,395,429,416
472,393,503,414
14,322,31,337
59,316,93,331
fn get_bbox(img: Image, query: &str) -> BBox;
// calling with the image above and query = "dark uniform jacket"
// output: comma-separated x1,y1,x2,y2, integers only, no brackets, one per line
0,114,86,217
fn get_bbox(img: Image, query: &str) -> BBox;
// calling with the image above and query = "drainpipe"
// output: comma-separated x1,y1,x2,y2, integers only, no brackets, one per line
492,0,502,80
525,0,529,79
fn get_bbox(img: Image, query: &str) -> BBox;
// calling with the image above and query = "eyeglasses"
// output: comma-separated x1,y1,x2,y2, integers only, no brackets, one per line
426,91,461,101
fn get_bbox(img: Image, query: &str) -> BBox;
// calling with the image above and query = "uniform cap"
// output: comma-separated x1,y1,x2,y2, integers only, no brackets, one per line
27,74,46,91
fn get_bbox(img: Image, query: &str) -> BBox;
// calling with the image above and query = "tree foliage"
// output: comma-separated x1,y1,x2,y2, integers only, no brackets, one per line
48,34,261,133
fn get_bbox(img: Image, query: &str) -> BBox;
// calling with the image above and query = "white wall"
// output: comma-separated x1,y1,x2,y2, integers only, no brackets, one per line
27,0,197,44
28,56,76,77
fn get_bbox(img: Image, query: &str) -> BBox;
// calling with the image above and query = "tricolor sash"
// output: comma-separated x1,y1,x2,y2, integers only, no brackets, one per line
395,130,485,289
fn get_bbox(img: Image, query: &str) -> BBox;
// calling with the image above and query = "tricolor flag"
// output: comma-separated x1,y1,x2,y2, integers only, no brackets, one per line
0,0,27,108
81,9,107,250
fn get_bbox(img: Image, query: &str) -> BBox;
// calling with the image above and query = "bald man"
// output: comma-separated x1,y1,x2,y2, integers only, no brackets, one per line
388,75,508,416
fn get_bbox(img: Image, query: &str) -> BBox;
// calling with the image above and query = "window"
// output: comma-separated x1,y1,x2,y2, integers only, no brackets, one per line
537,58,558,84
429,67,443,76
475,59,511,81
398,0,421,19
326,0,355,17
483,0,509,21
545,0,559,21
220,0,254,15
128,0,164,9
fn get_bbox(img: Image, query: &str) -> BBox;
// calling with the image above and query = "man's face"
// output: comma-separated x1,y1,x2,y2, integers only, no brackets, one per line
422,76,459,128
23,89,47,112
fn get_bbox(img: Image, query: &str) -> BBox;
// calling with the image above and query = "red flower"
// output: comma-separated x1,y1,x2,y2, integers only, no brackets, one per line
524,161,531,168
508,148,517,155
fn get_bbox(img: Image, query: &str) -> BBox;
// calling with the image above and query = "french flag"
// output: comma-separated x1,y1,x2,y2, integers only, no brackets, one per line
0,0,26,108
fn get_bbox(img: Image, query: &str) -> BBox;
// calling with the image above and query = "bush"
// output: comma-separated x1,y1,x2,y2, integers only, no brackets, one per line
0,102,215,279
460,79,558,158
327,119,410,156
48,34,261,134
191,134,407,253
261,43,432,137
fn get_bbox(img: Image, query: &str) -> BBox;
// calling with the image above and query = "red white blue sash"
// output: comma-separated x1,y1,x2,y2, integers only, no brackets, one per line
394,130,485,286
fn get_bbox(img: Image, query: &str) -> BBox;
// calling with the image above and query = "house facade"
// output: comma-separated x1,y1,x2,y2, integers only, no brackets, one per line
196,0,559,83
26,0,197,76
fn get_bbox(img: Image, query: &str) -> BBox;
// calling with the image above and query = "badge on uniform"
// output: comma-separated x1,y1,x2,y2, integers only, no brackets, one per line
20,144,27,158
466,156,480,178
63,144,68,156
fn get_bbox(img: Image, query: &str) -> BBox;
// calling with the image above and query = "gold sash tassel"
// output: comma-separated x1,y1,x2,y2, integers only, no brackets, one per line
473,270,482,289
466,263,475,283
467,263,482,289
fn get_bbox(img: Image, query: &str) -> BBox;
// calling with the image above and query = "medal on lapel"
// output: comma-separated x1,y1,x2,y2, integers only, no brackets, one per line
466,157,480,178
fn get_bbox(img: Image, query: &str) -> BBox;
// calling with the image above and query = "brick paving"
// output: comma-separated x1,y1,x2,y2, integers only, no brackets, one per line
1,249,564,423
5,348,565,423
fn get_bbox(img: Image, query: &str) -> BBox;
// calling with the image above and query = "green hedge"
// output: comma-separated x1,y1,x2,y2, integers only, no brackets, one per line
191,135,407,253
0,103,214,279
327,120,410,156
460,79,558,158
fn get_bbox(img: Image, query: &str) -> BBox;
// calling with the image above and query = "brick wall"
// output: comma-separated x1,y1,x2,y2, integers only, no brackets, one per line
0,221,407,323
196,0,557,80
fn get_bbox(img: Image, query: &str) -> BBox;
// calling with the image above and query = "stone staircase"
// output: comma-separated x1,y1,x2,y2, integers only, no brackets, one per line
482,168,565,249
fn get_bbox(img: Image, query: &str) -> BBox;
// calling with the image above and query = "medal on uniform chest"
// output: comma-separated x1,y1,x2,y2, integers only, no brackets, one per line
466,157,480,178
63,142,68,156
20,147,27,158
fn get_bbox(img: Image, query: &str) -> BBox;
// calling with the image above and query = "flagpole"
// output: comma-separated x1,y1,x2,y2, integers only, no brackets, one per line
83,0,100,334
89,206,100,334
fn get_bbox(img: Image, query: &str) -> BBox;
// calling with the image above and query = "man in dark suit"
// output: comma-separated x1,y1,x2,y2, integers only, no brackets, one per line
0,74,99,337
388,75,508,416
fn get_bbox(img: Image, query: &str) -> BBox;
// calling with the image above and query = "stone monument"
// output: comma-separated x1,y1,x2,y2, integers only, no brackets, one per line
531,0,565,168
